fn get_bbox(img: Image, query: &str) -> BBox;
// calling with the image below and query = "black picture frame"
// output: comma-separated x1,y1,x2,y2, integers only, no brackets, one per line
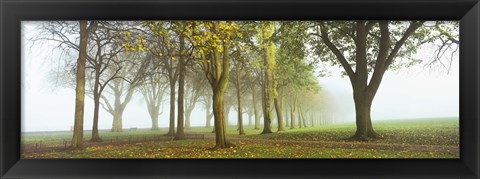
1,0,479,178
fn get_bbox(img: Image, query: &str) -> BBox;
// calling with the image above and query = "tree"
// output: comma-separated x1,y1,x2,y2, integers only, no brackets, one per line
174,33,187,140
141,21,181,136
100,51,150,132
221,90,236,131
139,55,169,130
84,22,126,142
231,54,249,135
249,62,262,130
187,21,241,148
312,21,432,140
184,66,207,129
271,21,310,132
36,21,139,141
71,21,96,148
259,22,276,134
199,88,214,128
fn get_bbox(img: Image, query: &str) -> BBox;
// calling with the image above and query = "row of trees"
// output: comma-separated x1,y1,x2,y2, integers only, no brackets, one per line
34,20,458,149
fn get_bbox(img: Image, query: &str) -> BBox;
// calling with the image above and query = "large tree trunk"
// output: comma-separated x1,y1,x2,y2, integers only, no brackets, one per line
151,109,159,130
71,20,88,149
211,34,234,148
111,91,126,132
252,87,260,130
167,79,176,136
111,108,125,132
261,79,273,134
351,90,377,140
274,97,284,132
109,85,135,132
212,92,231,148
174,36,186,140
145,93,161,130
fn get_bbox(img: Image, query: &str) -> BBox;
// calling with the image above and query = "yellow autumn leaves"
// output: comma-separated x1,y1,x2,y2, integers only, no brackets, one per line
120,21,243,61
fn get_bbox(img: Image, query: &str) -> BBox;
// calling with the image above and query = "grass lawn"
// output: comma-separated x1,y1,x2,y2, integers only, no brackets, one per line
22,117,459,159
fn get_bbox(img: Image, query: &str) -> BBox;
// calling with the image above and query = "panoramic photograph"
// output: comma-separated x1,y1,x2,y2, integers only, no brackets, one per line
21,21,459,158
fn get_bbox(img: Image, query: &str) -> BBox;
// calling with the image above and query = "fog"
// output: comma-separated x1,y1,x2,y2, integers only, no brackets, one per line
21,21,459,132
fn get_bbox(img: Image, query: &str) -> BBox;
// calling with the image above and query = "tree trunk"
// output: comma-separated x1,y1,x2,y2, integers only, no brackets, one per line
290,104,295,129
302,111,308,128
237,96,245,135
167,79,176,136
260,22,275,134
206,107,212,128
111,92,125,132
236,66,245,135
174,35,186,140
261,79,273,134
225,105,231,129
248,114,252,126
151,110,159,130
111,108,124,132
145,97,160,130
71,20,88,149
252,87,260,130
274,98,284,132
90,94,103,142
297,107,302,129
185,92,199,129
185,108,192,129
284,102,289,127
311,113,314,127
351,90,378,140
212,92,231,148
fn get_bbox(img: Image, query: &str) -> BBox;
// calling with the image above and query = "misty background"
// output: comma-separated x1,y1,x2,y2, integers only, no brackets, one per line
21,22,459,132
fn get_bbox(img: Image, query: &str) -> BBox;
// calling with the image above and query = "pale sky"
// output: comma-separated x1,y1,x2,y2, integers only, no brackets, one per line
21,21,459,132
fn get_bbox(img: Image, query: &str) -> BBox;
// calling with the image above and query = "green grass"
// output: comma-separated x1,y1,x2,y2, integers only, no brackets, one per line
22,129,171,145
23,139,456,159
21,117,459,158
234,117,459,146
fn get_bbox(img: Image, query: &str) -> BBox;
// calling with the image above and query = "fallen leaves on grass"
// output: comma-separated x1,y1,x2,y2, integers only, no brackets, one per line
22,138,459,159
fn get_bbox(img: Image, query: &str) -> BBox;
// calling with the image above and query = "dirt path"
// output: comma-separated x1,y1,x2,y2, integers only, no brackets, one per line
204,134,458,153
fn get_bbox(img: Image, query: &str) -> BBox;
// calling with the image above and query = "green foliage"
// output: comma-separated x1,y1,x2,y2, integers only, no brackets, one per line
310,21,458,74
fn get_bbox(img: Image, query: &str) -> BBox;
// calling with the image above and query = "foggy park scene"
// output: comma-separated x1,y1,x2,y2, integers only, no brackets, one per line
21,21,459,158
